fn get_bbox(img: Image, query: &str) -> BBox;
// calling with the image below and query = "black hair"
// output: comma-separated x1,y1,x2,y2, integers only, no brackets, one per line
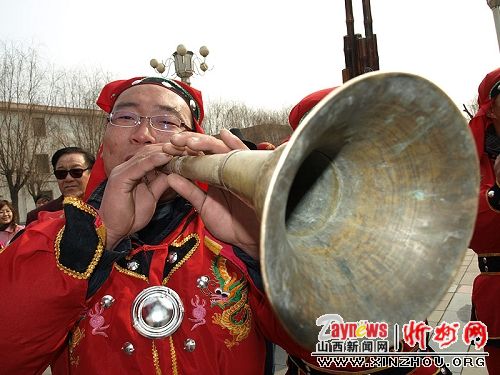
491,81,500,99
34,194,51,203
51,147,95,169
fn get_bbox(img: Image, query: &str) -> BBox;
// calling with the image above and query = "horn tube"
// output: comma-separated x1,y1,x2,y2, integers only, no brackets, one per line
163,71,480,350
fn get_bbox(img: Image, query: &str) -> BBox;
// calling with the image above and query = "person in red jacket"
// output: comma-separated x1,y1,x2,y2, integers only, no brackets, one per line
468,67,500,373
0,76,311,375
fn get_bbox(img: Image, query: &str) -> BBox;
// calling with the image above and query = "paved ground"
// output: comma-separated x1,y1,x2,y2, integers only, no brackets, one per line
42,249,487,375
274,248,488,374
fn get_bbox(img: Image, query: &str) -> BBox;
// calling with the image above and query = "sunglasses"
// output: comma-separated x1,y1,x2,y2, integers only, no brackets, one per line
54,168,90,180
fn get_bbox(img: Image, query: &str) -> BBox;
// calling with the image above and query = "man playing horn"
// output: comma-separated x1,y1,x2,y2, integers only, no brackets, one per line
0,76,315,374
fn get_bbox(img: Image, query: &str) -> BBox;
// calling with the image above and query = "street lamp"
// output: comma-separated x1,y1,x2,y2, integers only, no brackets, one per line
487,0,500,51
150,44,210,86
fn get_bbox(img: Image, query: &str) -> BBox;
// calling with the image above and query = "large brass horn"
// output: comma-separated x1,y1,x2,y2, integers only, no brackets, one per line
163,71,479,351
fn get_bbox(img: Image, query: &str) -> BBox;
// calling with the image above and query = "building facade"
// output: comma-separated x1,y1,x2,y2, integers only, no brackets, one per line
0,101,105,223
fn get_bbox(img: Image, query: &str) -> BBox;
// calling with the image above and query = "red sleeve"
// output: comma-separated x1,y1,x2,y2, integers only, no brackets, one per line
469,152,500,253
0,198,106,374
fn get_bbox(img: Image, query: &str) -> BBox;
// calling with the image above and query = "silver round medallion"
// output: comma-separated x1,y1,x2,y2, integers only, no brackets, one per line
131,286,184,339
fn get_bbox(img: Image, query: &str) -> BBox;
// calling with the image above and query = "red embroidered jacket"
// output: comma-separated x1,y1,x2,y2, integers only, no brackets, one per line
0,196,306,374
0,196,442,375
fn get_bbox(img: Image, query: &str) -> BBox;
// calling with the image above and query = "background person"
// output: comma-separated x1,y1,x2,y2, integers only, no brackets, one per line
468,67,500,373
0,199,24,248
34,194,51,208
25,146,95,225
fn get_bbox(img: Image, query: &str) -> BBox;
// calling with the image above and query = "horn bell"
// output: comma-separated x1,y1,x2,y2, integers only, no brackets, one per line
260,71,479,350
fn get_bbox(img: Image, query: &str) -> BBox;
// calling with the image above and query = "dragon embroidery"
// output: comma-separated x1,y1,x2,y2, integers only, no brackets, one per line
210,256,251,348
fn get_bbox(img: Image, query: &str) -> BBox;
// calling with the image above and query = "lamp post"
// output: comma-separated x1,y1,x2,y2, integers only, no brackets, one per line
487,0,500,51
150,44,210,86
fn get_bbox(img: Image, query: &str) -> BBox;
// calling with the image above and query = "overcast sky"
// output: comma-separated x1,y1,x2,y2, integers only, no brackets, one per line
0,1,498,111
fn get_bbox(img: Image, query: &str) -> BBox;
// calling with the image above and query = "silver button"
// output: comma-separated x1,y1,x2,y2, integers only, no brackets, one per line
122,342,135,355
488,190,495,198
483,257,487,264
189,99,197,112
168,251,178,263
197,276,209,289
485,266,489,272
127,260,139,271
184,338,196,352
101,295,115,308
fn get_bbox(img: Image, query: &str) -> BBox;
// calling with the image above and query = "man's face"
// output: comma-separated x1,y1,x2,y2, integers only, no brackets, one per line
489,95,500,120
102,84,193,175
54,153,91,198
35,198,50,207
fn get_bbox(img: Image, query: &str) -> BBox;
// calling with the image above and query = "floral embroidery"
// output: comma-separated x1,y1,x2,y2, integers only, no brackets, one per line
188,294,207,330
88,301,110,337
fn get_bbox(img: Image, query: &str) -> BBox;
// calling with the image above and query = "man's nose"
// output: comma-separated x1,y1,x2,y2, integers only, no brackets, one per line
131,118,155,144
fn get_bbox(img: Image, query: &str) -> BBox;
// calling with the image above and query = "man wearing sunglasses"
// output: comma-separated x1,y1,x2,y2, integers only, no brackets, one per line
25,146,95,225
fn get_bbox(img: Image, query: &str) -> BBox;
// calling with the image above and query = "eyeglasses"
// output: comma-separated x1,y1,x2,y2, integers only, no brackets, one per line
54,168,90,180
109,111,191,133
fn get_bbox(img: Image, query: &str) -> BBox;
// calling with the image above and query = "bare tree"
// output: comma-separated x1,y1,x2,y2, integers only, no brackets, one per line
0,42,61,212
463,96,479,120
25,168,53,201
204,100,290,138
54,69,110,156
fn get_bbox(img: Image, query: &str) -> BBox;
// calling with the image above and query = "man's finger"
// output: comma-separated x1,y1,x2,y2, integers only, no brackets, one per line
148,173,172,201
165,174,206,212
220,129,249,150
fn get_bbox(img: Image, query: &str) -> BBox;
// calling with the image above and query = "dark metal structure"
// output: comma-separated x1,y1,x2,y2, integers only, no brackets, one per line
342,0,380,82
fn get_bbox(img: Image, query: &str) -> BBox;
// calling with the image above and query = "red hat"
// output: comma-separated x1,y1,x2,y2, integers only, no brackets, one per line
477,68,500,114
468,67,500,157
288,87,338,130
96,76,205,133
